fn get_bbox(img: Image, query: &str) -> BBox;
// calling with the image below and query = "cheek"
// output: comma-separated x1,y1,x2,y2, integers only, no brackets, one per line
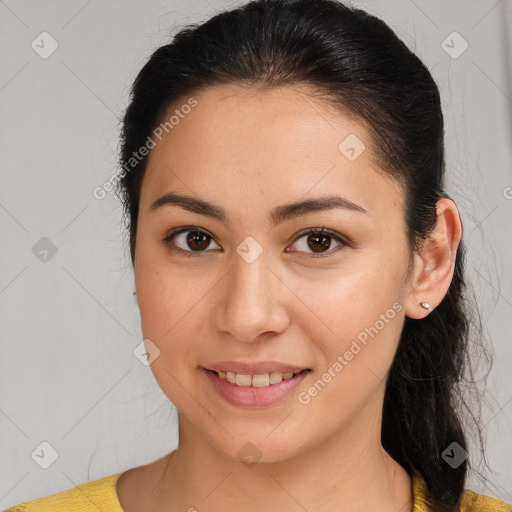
296,260,403,337
291,263,406,402
298,284,404,421
136,283,204,407
134,259,215,378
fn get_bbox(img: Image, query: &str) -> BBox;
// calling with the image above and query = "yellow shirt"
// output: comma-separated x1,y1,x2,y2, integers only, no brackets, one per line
4,471,511,511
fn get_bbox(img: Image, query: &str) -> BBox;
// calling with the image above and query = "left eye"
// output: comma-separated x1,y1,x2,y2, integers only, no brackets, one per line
288,227,347,257
163,226,347,258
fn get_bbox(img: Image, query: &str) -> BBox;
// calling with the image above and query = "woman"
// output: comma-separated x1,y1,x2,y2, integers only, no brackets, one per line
7,0,511,511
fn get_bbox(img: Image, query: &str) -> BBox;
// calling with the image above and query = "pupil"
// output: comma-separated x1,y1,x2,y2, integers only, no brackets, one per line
187,231,210,251
308,233,330,252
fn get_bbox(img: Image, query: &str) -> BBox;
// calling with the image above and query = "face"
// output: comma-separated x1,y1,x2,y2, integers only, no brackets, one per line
133,84,413,464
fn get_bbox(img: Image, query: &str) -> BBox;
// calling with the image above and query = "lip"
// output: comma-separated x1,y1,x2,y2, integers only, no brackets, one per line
205,360,310,375
203,367,311,408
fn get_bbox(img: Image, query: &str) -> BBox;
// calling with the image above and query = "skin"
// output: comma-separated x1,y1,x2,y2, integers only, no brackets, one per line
116,83,462,512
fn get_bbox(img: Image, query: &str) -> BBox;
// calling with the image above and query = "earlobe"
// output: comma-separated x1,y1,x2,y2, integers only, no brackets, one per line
404,197,462,319
404,246,437,319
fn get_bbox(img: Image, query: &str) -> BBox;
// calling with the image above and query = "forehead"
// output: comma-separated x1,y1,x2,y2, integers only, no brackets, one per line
141,83,405,221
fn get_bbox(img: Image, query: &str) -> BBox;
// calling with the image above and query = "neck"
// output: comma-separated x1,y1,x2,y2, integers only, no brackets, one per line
155,411,413,512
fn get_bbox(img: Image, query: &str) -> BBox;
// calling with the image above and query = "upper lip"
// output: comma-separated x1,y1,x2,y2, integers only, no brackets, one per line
205,361,310,375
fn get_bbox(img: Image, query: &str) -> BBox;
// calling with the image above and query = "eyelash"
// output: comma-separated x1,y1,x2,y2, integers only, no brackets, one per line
162,226,349,259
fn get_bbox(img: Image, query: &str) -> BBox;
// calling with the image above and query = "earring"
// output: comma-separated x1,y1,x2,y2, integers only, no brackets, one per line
420,301,430,310
133,291,137,296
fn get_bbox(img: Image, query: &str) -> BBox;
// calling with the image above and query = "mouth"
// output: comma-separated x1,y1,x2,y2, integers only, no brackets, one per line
203,367,312,408
205,368,311,388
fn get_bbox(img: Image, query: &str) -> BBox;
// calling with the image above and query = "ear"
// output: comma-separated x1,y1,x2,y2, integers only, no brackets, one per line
404,197,463,319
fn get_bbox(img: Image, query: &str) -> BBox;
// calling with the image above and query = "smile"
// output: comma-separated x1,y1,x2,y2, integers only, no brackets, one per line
203,368,311,407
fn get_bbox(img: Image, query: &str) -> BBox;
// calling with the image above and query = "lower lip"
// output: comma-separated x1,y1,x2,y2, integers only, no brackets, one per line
203,368,311,408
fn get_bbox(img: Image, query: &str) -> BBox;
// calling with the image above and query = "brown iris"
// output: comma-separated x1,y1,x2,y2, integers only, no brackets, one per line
307,231,332,253
186,230,211,251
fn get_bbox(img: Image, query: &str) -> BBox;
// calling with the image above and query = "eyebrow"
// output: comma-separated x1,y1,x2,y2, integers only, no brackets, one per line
150,192,368,227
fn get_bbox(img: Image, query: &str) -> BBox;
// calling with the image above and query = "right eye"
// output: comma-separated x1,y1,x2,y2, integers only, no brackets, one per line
163,227,221,257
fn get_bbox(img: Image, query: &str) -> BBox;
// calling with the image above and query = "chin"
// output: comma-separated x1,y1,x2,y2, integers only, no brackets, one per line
210,430,311,467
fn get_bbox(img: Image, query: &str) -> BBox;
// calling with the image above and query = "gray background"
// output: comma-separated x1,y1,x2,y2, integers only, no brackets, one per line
1,0,511,508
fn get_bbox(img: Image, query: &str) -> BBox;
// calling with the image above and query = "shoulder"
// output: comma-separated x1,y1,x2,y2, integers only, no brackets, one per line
3,472,125,512
413,474,511,512
460,489,512,512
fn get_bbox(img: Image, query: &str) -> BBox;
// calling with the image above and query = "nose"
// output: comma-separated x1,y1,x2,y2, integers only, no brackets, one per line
213,249,289,344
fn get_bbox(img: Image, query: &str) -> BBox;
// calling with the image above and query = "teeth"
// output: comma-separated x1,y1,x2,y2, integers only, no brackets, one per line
269,371,283,384
235,373,252,386
252,373,269,387
215,370,303,387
